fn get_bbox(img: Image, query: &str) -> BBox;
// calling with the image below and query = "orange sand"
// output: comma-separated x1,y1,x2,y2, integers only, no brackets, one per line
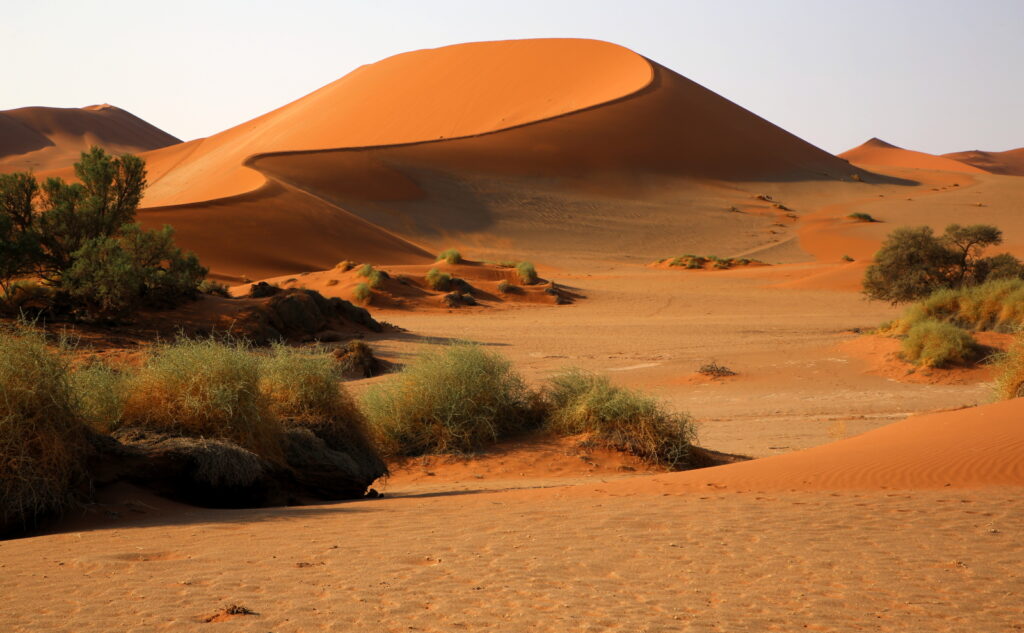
840,137,988,174
0,104,179,173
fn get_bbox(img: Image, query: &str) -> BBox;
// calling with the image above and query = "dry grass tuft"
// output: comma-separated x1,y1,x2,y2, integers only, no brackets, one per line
120,338,285,462
362,343,533,456
0,326,87,532
543,369,697,469
992,330,1024,400
900,320,976,368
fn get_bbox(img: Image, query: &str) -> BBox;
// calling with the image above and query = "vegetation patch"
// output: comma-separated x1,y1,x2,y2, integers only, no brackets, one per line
864,224,1024,304
992,330,1024,400
425,268,453,291
847,212,878,222
353,282,372,304
660,255,763,270
697,362,736,378
900,320,977,368
437,249,463,265
0,326,88,534
543,369,696,469
362,343,534,456
516,261,539,285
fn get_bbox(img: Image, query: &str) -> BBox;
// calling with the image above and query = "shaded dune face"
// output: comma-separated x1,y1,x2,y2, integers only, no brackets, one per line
0,105,180,173
839,137,989,174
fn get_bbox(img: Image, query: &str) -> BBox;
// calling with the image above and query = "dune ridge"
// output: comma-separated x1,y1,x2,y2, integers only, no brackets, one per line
96,38,870,278
840,137,988,174
942,147,1024,176
0,104,180,173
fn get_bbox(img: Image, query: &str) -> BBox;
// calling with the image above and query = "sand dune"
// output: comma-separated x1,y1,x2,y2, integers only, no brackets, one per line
99,38,872,278
595,399,1024,495
0,104,180,173
839,137,988,173
942,147,1024,176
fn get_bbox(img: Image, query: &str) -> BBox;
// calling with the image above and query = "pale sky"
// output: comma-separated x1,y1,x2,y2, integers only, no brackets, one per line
3,0,1022,155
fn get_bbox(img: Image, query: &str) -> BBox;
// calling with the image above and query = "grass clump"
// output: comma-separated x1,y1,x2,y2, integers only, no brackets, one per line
848,212,878,222
71,362,128,433
892,278,1024,334
353,282,372,304
425,268,453,291
497,279,513,294
900,320,976,368
516,261,539,285
992,330,1024,400
543,369,696,469
335,260,356,272
120,339,284,462
356,264,388,289
0,327,87,532
437,249,463,265
198,279,231,297
260,344,381,463
362,343,532,456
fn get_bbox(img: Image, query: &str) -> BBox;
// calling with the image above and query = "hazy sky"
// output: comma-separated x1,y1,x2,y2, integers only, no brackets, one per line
4,0,1022,155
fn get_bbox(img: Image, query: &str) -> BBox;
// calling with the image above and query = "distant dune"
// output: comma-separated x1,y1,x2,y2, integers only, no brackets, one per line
942,147,1024,176
839,137,987,174
0,104,180,173
88,38,869,279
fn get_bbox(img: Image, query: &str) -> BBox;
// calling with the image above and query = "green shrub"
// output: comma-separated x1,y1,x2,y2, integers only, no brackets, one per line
847,212,878,222
260,344,382,464
425,268,452,291
121,339,284,462
362,343,532,456
516,261,538,285
992,330,1024,400
900,320,976,368
437,249,463,265
543,369,696,469
497,279,513,293
353,282,372,303
199,279,231,297
71,362,128,433
356,264,375,278
0,327,87,532
864,224,1023,304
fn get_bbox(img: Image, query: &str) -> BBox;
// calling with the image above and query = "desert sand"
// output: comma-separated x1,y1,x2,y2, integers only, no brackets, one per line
0,104,180,173
3,38,1024,632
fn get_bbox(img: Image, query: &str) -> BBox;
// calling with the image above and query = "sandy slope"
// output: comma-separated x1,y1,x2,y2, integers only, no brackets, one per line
839,137,988,174
943,147,1024,176
0,104,180,173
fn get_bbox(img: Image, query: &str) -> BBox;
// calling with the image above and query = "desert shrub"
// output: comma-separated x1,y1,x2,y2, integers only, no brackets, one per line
516,261,538,285
362,343,533,456
0,327,87,532
992,330,1024,400
437,249,462,265
334,340,381,378
353,283,372,303
71,362,128,433
120,338,284,461
356,264,388,288
425,268,452,291
199,279,231,297
697,362,736,377
893,278,1024,333
336,260,355,272
864,224,1023,304
900,320,976,368
848,212,878,222
260,344,382,464
356,264,375,278
497,279,513,293
543,369,696,469
841,254,854,262
0,281,55,315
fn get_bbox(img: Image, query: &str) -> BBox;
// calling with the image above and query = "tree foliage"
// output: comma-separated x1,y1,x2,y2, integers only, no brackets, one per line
0,147,206,319
864,224,1024,304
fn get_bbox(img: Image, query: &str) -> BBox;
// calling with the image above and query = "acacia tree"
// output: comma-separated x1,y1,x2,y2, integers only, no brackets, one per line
0,147,207,319
863,223,1024,304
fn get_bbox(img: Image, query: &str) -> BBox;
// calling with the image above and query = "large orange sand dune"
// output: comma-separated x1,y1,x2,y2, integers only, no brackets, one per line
839,137,988,174
943,147,1024,176
0,104,180,173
